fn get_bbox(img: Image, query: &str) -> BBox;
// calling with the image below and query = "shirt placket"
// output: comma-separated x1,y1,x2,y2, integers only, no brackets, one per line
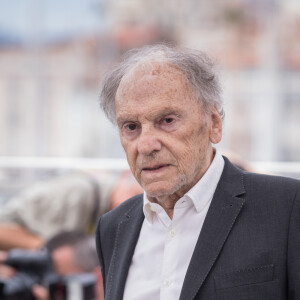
157,205,182,299
161,226,176,298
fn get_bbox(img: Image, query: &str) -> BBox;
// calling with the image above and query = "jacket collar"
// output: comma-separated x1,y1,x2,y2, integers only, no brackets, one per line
179,156,246,299
105,195,144,300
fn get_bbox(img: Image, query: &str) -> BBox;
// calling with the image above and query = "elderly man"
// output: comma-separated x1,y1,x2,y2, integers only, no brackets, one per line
95,45,300,300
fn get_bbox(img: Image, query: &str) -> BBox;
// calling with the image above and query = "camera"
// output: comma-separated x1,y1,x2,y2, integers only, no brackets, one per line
0,249,96,300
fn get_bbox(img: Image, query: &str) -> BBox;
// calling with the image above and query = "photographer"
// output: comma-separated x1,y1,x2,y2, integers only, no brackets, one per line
0,231,103,300
0,171,142,251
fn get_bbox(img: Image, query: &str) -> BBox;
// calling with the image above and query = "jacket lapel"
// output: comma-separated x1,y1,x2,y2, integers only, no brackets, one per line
180,158,246,300
106,196,144,300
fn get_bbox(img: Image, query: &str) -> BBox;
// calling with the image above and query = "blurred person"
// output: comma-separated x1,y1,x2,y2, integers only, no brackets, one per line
34,230,104,300
95,44,300,299
0,171,143,250
0,230,104,300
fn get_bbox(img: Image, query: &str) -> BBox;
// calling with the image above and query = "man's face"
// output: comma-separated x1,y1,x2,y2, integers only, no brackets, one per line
115,63,222,201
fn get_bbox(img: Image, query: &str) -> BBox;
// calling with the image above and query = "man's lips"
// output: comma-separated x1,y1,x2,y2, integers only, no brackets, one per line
142,164,170,171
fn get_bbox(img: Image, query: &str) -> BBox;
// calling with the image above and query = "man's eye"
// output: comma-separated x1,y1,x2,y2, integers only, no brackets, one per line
164,117,174,124
127,124,137,131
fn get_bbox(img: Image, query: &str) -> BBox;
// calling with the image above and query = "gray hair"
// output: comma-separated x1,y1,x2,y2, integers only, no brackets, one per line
99,44,224,124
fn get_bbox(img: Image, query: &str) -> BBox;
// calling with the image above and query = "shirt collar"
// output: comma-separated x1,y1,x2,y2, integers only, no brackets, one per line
143,149,224,223
186,149,224,213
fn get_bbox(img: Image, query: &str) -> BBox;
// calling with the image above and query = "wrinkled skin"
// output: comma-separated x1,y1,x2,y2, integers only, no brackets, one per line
116,63,222,218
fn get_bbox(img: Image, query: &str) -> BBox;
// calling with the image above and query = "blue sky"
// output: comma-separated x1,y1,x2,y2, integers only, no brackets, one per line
0,0,106,41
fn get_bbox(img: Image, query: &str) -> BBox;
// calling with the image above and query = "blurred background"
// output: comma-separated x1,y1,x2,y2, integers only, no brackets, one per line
0,0,300,200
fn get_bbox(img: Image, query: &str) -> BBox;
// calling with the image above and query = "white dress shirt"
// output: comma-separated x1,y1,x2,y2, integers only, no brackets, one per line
123,150,224,300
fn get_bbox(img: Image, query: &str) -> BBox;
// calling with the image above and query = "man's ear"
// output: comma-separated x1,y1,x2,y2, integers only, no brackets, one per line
209,106,222,144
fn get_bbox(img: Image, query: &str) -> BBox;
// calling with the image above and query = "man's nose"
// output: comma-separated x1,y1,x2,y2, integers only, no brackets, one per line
137,128,162,155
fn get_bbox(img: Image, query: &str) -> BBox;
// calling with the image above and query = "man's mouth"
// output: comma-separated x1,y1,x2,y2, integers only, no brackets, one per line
142,164,170,171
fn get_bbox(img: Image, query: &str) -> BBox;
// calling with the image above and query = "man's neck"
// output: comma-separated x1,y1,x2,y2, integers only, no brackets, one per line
148,193,182,219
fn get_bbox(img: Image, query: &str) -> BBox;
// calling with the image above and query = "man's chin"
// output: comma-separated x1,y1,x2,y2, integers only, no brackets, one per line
141,174,187,200
143,183,180,200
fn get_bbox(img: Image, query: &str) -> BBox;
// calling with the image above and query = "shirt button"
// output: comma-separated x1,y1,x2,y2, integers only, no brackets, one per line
150,206,157,212
163,279,172,287
169,229,176,238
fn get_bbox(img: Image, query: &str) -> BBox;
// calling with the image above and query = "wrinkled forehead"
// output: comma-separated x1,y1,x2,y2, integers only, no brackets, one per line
116,61,194,99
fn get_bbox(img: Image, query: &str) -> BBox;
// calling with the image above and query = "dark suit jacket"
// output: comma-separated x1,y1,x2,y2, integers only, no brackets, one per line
96,157,300,300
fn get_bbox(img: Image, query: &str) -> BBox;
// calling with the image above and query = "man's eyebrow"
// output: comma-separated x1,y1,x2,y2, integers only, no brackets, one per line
156,109,182,119
116,108,182,125
116,115,136,126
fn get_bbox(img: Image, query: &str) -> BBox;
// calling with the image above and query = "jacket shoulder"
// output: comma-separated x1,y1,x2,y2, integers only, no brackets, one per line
222,156,300,208
244,171,300,192
242,171,300,216
103,193,142,220
97,193,143,236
